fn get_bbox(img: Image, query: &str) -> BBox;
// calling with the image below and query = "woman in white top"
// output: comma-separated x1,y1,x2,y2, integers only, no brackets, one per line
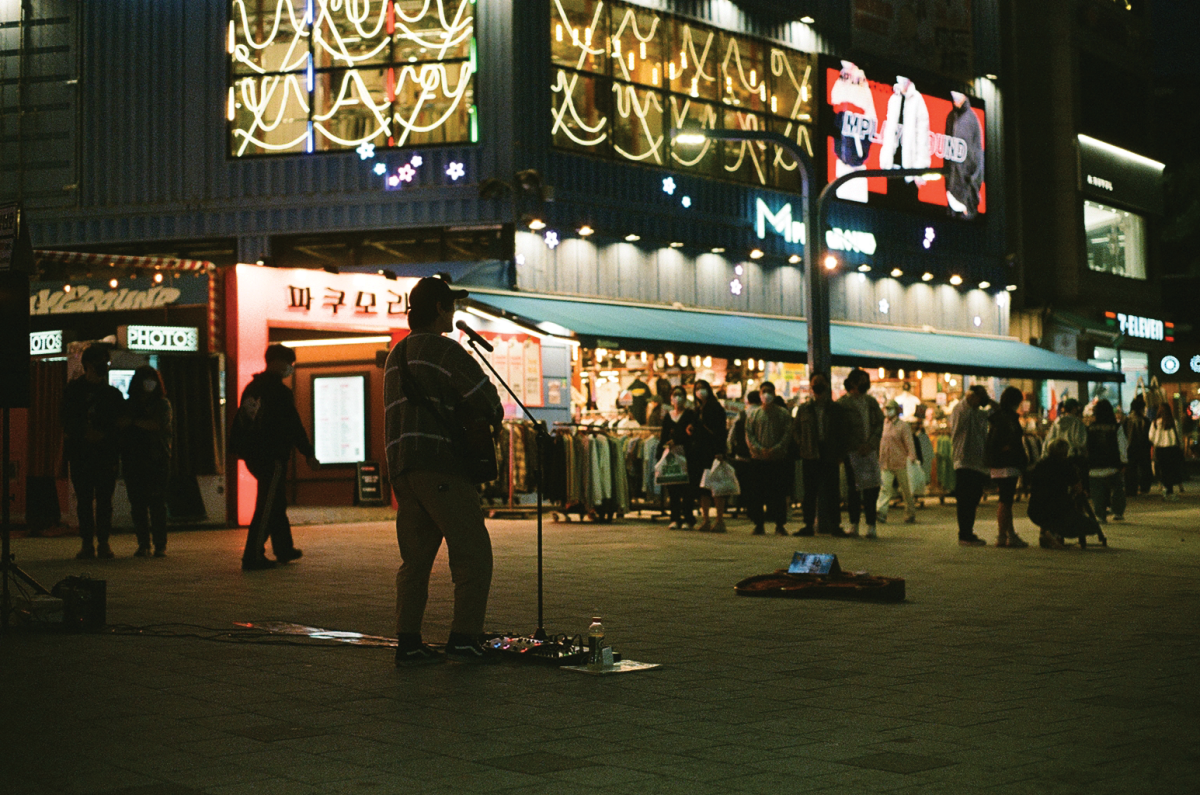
1150,404,1185,500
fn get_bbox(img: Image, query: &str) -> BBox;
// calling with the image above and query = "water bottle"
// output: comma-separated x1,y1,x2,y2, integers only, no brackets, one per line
587,616,605,666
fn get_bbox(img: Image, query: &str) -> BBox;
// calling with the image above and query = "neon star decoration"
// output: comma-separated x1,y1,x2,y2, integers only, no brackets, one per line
662,176,677,195
356,141,375,160
228,0,477,156
373,162,387,175
446,161,466,180
729,278,743,296
544,231,560,249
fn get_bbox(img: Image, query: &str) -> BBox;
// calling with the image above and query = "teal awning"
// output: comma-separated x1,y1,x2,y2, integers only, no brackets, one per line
470,291,1113,381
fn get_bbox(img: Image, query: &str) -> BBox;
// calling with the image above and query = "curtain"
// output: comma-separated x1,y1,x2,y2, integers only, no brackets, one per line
25,361,67,529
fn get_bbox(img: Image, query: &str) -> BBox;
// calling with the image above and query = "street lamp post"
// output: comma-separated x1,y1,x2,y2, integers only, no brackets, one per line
671,127,947,380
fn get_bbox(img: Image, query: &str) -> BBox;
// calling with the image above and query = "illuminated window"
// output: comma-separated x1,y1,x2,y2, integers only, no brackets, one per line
228,0,476,157
1084,200,1146,280
550,0,814,190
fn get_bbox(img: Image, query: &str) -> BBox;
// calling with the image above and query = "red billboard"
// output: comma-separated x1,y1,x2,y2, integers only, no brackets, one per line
824,59,986,219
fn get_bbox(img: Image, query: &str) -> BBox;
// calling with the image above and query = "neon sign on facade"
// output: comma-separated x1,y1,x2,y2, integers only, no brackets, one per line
227,0,477,157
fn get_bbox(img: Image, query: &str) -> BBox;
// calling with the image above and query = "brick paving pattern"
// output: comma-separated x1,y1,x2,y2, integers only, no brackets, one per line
2,494,1198,794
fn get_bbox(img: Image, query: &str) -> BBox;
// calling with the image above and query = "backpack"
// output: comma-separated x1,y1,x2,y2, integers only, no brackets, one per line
229,392,264,461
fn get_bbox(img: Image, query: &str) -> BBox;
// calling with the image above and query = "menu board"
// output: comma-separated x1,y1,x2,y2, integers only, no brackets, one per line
313,375,366,464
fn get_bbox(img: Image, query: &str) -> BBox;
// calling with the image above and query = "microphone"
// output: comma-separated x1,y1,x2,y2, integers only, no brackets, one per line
455,320,494,352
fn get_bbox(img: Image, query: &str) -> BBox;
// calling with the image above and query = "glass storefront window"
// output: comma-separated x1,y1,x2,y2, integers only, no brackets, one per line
228,0,475,157
1084,200,1147,279
551,0,815,189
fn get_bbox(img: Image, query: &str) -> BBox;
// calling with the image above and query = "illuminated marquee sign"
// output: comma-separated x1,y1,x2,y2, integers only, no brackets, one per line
755,199,878,257
1107,312,1169,342
29,330,63,355
120,325,200,352
826,227,877,255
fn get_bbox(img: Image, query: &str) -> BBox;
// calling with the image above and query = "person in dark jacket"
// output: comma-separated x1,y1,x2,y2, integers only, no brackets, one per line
121,366,174,557
1087,399,1127,522
660,385,698,529
984,386,1030,548
1027,439,1083,549
235,344,316,570
1122,395,1152,496
792,374,850,537
690,379,729,532
945,92,984,219
62,344,125,560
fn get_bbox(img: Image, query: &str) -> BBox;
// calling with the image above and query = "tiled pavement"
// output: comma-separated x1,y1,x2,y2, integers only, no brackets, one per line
2,493,1199,794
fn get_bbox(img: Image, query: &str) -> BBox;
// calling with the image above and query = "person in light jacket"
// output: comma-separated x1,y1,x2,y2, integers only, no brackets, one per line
877,399,917,526
745,381,794,536
878,76,931,205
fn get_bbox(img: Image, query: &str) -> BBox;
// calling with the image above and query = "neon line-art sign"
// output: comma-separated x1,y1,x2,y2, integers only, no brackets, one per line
551,0,815,190
228,0,477,156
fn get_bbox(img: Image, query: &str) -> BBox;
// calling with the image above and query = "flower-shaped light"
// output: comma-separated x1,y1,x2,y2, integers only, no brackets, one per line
397,164,416,183
662,177,677,195
373,163,387,176
729,278,743,296
544,231,560,249
409,154,423,168
446,161,466,181
681,196,692,208
356,141,376,160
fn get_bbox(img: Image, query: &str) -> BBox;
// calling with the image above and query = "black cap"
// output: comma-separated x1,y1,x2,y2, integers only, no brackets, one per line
408,276,468,315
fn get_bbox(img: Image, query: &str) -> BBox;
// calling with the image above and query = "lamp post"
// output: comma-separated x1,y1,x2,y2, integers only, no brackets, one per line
671,127,947,379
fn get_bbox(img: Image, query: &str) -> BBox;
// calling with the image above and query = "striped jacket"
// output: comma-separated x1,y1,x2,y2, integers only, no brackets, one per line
383,331,503,480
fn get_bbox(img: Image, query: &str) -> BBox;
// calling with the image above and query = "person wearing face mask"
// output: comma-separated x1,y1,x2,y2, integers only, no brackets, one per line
235,344,316,570
660,386,699,529
877,399,917,528
689,379,729,532
745,381,795,535
837,369,884,538
62,344,126,560
121,366,175,557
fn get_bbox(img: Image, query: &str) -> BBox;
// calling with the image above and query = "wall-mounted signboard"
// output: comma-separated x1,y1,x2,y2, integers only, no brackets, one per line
823,57,986,220
119,324,200,352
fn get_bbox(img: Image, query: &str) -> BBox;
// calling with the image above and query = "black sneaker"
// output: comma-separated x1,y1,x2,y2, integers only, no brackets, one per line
445,635,500,664
276,548,303,563
395,644,445,667
242,557,277,571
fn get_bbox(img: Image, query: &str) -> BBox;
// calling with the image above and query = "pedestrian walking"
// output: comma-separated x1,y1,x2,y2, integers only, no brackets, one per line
1123,395,1153,496
661,385,699,529
1087,399,1128,522
838,369,884,538
792,374,850,537
384,277,504,665
745,381,794,535
985,386,1030,548
121,366,174,557
1044,398,1089,491
691,379,729,532
232,344,316,570
877,399,917,526
949,384,993,546
1150,404,1185,501
62,344,125,560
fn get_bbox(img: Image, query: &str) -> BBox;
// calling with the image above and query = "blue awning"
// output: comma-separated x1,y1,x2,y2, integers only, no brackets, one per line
470,291,1112,381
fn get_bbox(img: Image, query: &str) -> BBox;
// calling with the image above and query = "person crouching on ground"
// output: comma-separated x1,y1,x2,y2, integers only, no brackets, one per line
384,277,504,665
877,399,918,527
1027,439,1083,549
984,386,1030,548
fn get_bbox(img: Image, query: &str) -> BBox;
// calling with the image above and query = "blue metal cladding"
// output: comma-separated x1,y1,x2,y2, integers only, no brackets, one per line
31,0,517,249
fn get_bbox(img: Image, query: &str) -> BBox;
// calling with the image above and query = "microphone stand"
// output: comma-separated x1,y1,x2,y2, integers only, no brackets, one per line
463,337,552,641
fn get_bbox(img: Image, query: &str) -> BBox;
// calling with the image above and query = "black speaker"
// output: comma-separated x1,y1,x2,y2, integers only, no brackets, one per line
51,576,107,631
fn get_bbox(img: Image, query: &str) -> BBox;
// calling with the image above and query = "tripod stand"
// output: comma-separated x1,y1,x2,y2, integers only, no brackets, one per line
463,337,553,641
2,406,51,633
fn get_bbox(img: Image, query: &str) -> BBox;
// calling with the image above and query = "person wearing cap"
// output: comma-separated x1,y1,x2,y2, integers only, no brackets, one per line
877,398,918,528
949,384,995,546
384,277,504,665
235,343,316,570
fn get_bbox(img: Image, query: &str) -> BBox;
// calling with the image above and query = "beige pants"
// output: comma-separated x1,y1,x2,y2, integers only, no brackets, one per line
393,470,493,637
